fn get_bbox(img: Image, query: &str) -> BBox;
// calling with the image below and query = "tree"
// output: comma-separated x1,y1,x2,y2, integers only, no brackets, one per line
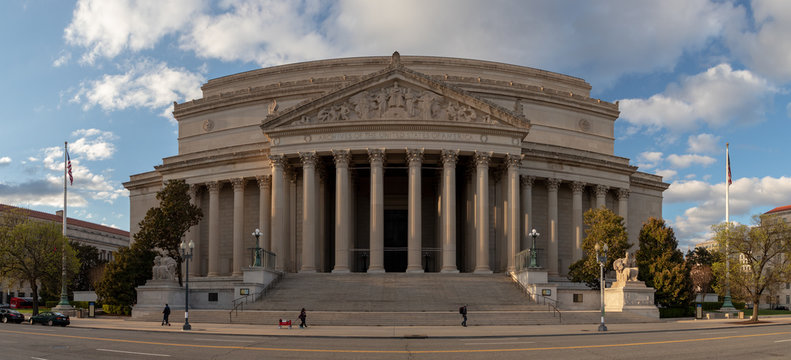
133,179,202,285
0,212,79,315
69,241,106,291
95,243,156,310
568,208,631,289
635,218,692,307
711,214,791,322
686,247,715,267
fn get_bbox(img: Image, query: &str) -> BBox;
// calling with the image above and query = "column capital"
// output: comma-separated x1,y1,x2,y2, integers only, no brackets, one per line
231,178,246,190
595,184,610,197
473,151,493,167
368,148,386,164
207,181,221,193
547,178,561,192
256,175,271,189
505,153,523,169
406,148,424,165
520,175,535,187
617,188,630,200
440,149,459,168
299,151,317,168
268,153,287,168
571,181,586,194
332,149,351,168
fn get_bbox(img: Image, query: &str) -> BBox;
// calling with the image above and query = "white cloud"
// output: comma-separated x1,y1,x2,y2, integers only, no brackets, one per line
64,0,205,64
655,169,678,181
0,157,10,166
636,151,663,169
619,64,777,132
69,129,116,161
726,0,791,82
666,176,791,248
666,154,716,169
36,145,128,204
52,51,71,67
687,133,721,154
72,60,204,120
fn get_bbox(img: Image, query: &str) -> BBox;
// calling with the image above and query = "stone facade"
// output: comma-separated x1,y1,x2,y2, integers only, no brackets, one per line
125,53,667,282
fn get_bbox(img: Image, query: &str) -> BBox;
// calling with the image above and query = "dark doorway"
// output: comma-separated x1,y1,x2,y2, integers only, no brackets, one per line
384,209,408,272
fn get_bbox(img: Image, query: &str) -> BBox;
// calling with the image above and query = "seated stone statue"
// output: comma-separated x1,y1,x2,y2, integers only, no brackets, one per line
152,255,177,281
613,252,639,286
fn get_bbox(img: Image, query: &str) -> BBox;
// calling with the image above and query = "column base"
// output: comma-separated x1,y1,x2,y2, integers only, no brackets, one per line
473,267,493,274
232,271,242,277
406,267,424,273
299,268,317,273
331,267,350,274
440,268,460,274
367,268,385,274
207,272,219,277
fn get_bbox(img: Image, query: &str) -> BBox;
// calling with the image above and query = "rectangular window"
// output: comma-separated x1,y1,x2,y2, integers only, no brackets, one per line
786,295,789,305
573,294,583,303
18,292,24,298
786,282,790,289
208,293,218,302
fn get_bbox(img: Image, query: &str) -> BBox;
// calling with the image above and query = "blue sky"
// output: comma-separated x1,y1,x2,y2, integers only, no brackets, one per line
1,0,790,250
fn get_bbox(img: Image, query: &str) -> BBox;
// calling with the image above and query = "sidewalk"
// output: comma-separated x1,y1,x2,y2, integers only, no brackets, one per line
65,315,791,339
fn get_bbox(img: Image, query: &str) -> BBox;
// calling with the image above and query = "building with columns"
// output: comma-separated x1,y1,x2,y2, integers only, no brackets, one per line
125,53,667,283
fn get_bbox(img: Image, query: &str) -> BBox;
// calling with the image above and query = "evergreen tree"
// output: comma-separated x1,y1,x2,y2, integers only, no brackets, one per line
568,208,631,289
635,217,692,307
95,243,156,312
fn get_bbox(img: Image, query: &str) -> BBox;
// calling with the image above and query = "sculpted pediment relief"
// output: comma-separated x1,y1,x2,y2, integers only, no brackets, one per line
262,53,529,132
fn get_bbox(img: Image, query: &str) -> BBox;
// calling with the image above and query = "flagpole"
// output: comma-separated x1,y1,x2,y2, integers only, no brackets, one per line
721,142,735,310
55,142,72,310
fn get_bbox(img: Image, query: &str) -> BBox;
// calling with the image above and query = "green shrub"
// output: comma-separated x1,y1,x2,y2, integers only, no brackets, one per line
45,301,59,309
102,304,131,315
659,307,694,318
701,302,723,311
71,301,89,309
733,302,745,310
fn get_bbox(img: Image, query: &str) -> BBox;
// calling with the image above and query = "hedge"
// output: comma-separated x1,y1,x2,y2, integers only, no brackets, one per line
102,304,131,315
659,307,695,318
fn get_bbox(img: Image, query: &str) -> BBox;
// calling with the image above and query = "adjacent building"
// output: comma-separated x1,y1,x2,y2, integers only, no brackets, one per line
124,53,667,284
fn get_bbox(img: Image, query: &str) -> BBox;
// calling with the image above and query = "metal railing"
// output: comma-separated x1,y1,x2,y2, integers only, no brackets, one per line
515,248,542,271
229,271,284,323
509,272,562,323
247,247,276,270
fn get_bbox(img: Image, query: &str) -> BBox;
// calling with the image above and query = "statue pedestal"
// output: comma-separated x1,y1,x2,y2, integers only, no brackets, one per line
133,279,184,312
605,281,659,318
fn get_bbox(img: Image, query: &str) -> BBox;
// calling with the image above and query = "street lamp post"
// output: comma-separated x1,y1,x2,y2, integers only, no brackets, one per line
595,242,608,332
252,229,262,267
529,229,540,268
180,240,194,331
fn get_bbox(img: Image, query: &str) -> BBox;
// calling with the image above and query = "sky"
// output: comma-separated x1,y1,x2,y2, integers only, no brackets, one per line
1,0,790,251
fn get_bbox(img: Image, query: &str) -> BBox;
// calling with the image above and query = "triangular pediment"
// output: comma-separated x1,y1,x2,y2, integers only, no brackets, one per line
261,54,530,133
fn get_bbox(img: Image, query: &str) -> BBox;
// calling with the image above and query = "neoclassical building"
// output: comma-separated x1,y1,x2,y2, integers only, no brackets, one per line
125,53,667,280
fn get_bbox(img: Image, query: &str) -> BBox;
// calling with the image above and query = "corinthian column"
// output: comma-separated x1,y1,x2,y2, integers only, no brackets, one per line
474,151,493,274
406,148,424,273
547,178,560,275
188,184,201,276
595,185,609,209
617,188,630,227
300,152,317,273
269,154,288,271
331,150,351,273
368,149,385,273
520,176,534,251
231,178,246,276
256,175,272,252
440,150,459,273
505,154,522,273
207,181,221,277
571,181,585,263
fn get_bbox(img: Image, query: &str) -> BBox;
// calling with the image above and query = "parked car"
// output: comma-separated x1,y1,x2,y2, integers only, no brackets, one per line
0,309,24,323
774,305,789,311
28,312,69,327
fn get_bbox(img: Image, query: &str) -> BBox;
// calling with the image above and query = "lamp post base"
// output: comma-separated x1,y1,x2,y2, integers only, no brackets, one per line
183,322,191,331
598,322,607,332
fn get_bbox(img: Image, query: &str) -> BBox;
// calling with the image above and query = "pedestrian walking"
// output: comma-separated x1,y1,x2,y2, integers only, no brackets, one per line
298,308,307,328
162,303,171,326
459,305,467,327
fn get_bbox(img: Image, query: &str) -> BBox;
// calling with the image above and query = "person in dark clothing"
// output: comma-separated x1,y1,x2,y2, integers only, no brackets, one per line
162,304,171,326
298,308,307,328
460,305,467,327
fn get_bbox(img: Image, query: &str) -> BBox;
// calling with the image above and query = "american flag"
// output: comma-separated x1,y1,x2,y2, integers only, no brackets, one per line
66,150,73,185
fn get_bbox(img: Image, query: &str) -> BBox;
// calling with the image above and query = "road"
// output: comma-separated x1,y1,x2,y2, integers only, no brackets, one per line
1,322,790,359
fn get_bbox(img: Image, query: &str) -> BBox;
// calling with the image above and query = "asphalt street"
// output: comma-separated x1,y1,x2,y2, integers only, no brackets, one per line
1,320,790,359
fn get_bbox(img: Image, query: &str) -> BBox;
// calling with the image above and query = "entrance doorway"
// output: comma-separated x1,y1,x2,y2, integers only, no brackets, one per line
384,210,408,272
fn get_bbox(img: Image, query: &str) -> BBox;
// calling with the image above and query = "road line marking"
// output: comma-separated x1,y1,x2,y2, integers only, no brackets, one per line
774,339,791,343
194,338,256,343
97,349,171,357
464,341,535,345
1,328,790,354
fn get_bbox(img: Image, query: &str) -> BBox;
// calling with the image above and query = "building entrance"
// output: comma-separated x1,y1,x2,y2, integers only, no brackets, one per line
384,210,408,272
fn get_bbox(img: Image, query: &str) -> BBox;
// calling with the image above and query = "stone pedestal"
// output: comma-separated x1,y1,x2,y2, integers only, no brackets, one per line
133,279,185,311
605,281,659,318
